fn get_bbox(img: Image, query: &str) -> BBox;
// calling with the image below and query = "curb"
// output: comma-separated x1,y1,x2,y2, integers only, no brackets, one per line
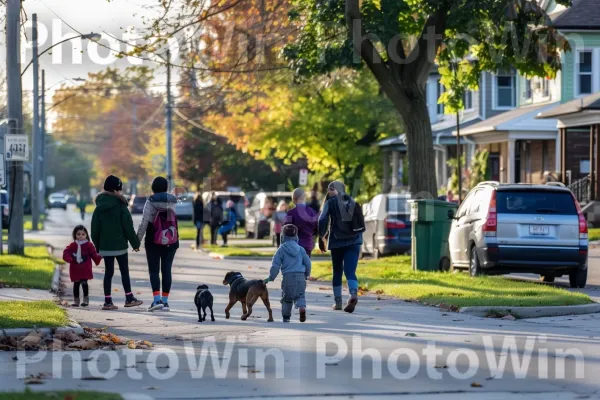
50,264,61,293
0,319,85,338
459,303,600,319
207,252,330,261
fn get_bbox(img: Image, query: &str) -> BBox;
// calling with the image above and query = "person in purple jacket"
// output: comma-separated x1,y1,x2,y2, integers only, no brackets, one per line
285,188,319,257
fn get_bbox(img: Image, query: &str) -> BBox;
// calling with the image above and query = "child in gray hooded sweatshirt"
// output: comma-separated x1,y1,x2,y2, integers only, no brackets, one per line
264,224,311,322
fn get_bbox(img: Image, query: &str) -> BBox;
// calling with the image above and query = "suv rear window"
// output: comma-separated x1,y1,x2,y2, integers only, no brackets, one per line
496,190,577,215
134,197,147,204
387,197,409,213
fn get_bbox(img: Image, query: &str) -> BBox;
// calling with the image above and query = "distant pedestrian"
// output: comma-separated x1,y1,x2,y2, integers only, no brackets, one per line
285,188,318,257
208,193,223,245
272,201,288,247
91,175,143,310
77,196,87,221
192,192,204,250
137,176,179,312
318,181,363,313
218,200,238,247
264,224,311,323
308,189,320,214
63,225,102,307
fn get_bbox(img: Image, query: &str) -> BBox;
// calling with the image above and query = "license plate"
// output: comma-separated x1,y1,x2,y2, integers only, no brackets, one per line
530,225,549,235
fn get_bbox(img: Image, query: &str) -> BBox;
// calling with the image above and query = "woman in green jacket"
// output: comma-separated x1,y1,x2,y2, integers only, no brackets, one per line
91,175,143,310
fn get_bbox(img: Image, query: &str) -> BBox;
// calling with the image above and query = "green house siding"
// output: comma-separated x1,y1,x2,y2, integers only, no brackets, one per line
562,32,600,103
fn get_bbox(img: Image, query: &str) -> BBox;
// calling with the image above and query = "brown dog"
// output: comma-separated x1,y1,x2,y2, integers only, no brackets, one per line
223,271,274,322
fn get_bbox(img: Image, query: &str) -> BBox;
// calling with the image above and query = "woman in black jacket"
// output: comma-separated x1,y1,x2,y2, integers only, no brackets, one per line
192,192,204,249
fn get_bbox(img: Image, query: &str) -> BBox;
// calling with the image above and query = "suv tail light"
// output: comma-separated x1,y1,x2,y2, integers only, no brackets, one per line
483,190,497,237
570,192,588,239
385,218,406,229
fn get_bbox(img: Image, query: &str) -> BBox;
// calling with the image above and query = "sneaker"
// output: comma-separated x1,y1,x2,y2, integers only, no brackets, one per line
148,300,164,312
299,307,306,322
161,303,170,311
81,296,89,307
125,297,143,308
71,298,80,307
282,317,290,323
102,303,118,310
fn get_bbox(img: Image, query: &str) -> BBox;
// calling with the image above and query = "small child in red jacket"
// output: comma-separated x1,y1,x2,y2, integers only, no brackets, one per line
63,225,102,307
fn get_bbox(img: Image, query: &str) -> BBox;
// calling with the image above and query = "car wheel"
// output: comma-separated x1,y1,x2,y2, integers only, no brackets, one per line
569,266,587,288
541,275,555,283
469,246,482,277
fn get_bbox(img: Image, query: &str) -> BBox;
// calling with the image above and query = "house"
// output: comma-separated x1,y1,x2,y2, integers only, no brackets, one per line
379,69,511,192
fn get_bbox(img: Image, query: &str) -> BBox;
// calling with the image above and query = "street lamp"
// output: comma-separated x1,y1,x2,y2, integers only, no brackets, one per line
21,32,102,76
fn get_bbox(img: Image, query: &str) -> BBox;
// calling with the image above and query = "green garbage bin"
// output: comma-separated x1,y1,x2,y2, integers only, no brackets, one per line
409,199,458,272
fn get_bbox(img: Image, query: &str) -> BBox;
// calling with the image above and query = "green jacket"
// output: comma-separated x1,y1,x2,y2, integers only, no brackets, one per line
91,192,140,255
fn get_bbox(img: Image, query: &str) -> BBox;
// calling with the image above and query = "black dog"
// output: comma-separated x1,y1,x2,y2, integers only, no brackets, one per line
194,284,215,322
223,272,274,322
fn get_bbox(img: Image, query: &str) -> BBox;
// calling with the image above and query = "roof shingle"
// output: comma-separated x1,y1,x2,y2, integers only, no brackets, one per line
551,0,600,30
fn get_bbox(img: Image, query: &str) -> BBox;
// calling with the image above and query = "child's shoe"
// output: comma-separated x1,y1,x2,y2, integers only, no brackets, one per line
102,302,118,310
161,302,170,311
125,296,143,308
299,307,306,322
148,300,164,312
81,296,89,307
71,298,80,307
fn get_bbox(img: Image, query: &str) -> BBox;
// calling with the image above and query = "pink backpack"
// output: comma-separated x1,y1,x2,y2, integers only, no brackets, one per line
152,210,179,246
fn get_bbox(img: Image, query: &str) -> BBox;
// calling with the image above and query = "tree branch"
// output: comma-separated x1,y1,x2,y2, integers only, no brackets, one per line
345,0,412,114
405,10,447,85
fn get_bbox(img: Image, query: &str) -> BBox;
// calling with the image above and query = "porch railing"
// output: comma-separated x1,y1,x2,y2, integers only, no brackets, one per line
568,175,591,205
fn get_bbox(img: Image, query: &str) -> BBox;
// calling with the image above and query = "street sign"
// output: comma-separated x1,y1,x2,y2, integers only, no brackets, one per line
5,135,29,161
0,155,5,188
299,169,309,186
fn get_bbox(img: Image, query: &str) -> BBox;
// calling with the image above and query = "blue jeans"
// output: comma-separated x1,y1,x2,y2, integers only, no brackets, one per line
331,244,360,294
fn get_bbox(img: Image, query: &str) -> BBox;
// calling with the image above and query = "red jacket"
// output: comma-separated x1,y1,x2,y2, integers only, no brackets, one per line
63,241,102,282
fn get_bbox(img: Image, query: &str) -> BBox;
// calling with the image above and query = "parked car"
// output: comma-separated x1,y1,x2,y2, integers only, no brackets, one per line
48,193,68,210
361,193,412,258
0,190,9,228
128,195,147,214
175,193,194,220
448,181,588,288
202,191,248,228
245,192,292,239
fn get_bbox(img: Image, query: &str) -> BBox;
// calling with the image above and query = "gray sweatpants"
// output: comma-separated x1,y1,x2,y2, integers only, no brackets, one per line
281,272,307,318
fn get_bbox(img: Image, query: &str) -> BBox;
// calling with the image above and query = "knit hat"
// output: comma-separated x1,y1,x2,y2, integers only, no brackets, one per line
328,180,346,194
103,175,123,192
282,224,298,238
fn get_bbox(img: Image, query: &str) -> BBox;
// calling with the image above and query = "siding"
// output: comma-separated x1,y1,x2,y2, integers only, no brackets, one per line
561,32,600,102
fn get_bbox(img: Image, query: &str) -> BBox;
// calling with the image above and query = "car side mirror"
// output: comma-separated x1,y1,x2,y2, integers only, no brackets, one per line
448,209,456,220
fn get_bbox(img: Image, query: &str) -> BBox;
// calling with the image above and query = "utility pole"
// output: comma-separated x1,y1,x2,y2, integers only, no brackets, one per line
40,70,47,211
6,0,25,255
165,50,173,187
31,13,40,231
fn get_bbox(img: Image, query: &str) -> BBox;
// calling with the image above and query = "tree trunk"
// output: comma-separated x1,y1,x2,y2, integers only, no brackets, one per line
399,86,438,198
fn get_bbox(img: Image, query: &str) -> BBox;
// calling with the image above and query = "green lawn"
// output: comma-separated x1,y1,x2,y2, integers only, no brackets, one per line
0,391,121,400
2,215,46,233
85,204,96,213
0,247,57,289
202,244,273,257
178,221,247,241
311,256,592,308
589,228,600,241
0,300,68,329
1,236,46,245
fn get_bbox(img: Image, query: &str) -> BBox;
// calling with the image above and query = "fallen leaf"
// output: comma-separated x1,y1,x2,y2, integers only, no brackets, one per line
67,339,100,350
81,376,107,381
318,287,329,290
144,386,159,390
471,382,483,388
405,333,417,337
49,339,65,351
11,356,18,361
24,378,44,385
441,313,449,316
113,288,119,292
308,277,317,281
136,292,142,295
501,314,516,321
435,365,448,369
247,266,252,269
325,362,338,366
375,289,384,295
248,369,260,373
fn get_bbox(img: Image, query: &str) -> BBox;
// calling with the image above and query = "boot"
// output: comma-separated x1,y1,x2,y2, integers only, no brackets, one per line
344,289,358,313
71,298,80,307
81,296,89,307
332,297,342,311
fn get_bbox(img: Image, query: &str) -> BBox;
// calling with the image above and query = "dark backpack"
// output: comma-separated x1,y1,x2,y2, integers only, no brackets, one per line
329,195,365,240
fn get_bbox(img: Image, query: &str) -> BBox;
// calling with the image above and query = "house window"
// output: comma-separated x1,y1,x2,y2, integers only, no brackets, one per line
495,74,516,108
577,51,593,96
464,91,473,110
542,78,549,97
437,79,444,115
524,78,532,100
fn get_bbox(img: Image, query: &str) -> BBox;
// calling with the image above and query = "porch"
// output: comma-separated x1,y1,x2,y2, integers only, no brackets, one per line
457,103,561,184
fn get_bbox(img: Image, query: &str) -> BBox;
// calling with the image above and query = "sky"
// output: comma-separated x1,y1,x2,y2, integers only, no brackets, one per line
4,0,177,127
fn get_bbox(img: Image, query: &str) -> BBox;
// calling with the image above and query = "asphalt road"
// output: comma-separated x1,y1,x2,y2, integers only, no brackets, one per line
2,207,600,399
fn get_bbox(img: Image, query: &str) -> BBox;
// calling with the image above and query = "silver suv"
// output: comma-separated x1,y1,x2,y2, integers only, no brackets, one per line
448,181,588,288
